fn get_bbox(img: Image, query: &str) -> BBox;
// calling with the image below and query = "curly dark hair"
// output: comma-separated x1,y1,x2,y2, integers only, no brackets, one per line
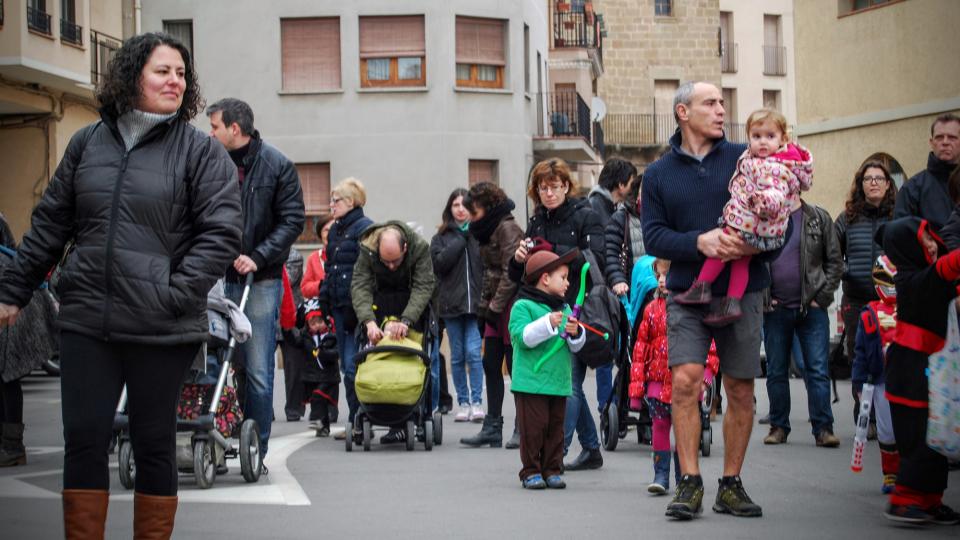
95,32,203,121
844,160,897,223
464,182,507,214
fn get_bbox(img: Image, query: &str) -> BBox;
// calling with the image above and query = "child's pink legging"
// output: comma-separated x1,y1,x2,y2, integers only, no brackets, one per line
652,417,672,452
697,255,752,300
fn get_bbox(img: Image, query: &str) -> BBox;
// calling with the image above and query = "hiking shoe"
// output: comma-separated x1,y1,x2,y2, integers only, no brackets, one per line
522,474,547,490
929,504,960,525
881,474,897,494
665,475,704,520
673,281,712,305
703,297,743,328
815,429,840,448
380,428,407,445
545,475,566,489
713,477,763,517
455,406,470,422
469,404,486,423
884,503,932,525
763,426,788,445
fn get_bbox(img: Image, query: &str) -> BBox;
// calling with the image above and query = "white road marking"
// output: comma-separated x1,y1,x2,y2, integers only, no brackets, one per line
0,432,315,506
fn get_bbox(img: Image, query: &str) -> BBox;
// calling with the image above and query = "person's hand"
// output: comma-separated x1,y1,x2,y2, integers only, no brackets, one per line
233,255,259,275
564,316,580,337
0,303,20,328
697,228,757,262
612,283,629,296
811,301,820,309
366,320,383,345
549,311,563,330
385,320,409,340
515,239,530,263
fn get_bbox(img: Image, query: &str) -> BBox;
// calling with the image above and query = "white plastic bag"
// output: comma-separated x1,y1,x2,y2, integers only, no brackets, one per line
927,301,960,460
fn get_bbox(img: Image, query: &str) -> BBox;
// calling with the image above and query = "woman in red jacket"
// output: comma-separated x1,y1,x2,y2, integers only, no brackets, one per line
301,214,334,299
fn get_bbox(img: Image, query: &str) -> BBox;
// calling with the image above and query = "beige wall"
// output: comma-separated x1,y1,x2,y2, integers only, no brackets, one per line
592,0,720,114
0,126,50,239
90,0,125,37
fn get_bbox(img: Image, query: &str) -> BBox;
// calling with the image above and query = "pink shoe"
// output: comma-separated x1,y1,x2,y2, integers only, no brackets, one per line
469,404,486,423
454,406,470,422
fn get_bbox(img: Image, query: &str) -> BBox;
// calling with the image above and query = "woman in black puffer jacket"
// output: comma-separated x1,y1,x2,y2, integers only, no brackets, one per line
835,160,896,368
508,158,605,471
604,173,644,297
0,33,241,537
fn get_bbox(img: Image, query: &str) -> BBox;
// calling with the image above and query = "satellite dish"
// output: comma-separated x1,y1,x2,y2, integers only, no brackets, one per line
591,97,607,122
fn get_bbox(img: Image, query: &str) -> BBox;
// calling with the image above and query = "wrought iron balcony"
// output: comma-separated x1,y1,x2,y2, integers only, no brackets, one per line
90,30,122,86
553,7,603,67
721,42,737,74
61,18,82,46
763,45,787,76
27,5,51,35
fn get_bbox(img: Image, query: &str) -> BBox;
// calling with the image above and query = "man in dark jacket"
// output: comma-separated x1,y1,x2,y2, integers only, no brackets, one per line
762,199,843,448
208,98,305,458
352,221,436,443
894,113,960,225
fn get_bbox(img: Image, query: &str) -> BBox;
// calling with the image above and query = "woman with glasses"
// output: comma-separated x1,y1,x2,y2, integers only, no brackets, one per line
508,158,606,471
835,160,897,412
319,178,373,439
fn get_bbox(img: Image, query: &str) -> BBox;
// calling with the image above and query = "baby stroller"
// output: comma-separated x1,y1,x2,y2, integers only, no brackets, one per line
114,274,263,489
600,353,653,451
347,323,442,452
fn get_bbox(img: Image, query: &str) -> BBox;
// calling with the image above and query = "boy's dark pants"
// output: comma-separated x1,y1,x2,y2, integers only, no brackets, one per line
304,381,339,426
890,402,948,505
515,392,566,480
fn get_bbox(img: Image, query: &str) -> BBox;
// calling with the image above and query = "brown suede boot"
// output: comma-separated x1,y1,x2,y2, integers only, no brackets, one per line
703,297,742,327
673,280,712,305
134,493,178,540
62,489,109,540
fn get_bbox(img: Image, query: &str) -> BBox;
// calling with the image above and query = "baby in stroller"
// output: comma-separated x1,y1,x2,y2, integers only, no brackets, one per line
282,298,340,437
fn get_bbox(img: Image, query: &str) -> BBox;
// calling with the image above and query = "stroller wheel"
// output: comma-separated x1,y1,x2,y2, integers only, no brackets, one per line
405,420,415,451
701,426,712,457
194,439,216,489
432,411,443,445
601,404,619,452
362,420,372,452
424,420,434,451
240,419,262,482
345,422,354,452
118,440,135,490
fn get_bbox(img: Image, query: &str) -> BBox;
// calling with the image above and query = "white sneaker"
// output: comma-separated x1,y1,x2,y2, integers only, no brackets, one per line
469,404,486,423
454,405,470,422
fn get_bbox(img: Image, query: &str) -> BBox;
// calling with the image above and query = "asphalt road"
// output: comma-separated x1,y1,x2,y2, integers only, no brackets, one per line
1,368,957,539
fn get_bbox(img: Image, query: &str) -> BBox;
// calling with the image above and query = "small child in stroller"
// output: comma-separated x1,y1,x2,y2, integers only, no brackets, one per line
283,298,340,437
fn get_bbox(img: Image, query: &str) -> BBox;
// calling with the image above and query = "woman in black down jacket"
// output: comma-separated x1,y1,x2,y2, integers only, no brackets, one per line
835,160,896,379
0,33,241,538
509,158,605,471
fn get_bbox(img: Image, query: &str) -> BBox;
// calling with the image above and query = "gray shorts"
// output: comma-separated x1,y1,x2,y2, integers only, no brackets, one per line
666,290,763,380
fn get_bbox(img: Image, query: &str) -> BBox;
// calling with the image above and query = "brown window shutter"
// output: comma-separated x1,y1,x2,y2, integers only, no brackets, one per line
468,160,498,186
281,18,341,91
297,163,331,214
359,15,425,58
456,17,506,66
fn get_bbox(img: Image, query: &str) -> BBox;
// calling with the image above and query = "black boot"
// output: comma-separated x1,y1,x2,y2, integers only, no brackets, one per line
0,423,26,467
460,416,503,448
563,447,603,471
504,418,520,449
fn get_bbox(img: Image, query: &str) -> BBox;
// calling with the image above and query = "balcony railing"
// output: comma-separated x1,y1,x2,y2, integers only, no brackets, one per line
61,19,83,46
27,5,51,35
601,114,749,146
721,42,737,73
763,45,787,76
539,91,592,141
723,123,748,144
553,9,603,67
91,30,122,86
592,121,605,158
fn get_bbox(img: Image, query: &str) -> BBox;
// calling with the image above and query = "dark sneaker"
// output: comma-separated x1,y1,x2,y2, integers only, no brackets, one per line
815,429,840,448
713,477,763,517
929,504,960,525
763,426,788,445
563,448,603,471
665,475,704,520
545,475,566,489
703,297,743,328
758,414,771,425
673,280,713,305
522,474,547,490
380,428,406,445
884,503,932,525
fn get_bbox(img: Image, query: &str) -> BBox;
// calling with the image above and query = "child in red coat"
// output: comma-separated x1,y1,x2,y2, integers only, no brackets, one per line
631,259,719,494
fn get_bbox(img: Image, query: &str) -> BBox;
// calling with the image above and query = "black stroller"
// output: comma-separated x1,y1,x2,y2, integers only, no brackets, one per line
347,321,442,452
114,274,263,489
600,352,653,451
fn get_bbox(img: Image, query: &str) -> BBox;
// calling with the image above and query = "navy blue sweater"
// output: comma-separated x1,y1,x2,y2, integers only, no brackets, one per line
642,132,787,294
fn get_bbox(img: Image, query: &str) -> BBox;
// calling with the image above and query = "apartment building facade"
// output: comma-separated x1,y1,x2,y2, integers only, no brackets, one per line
0,0,126,238
794,0,960,216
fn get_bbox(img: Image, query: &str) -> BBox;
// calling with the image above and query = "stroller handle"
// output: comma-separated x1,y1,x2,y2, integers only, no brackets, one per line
208,272,255,416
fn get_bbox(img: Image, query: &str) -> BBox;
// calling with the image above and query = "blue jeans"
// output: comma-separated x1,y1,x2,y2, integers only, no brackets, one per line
595,362,613,412
225,278,281,456
563,355,600,453
763,305,835,436
444,315,483,406
331,307,360,423
430,333,441,412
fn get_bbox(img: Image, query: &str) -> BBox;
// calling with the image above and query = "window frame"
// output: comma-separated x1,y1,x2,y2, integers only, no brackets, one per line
654,0,673,17
360,56,426,88
162,20,194,58
456,63,504,89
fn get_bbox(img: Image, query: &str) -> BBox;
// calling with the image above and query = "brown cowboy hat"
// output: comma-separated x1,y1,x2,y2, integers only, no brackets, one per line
524,247,580,284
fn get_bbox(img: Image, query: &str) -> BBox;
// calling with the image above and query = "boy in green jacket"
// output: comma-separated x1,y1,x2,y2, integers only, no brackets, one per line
509,247,585,490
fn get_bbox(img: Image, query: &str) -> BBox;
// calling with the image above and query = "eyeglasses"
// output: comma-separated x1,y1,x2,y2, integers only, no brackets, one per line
862,176,889,185
330,196,344,205
537,184,566,194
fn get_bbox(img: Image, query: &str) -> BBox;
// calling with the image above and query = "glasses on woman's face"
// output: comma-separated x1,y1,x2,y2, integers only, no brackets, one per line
862,175,889,185
330,196,344,206
538,183,565,194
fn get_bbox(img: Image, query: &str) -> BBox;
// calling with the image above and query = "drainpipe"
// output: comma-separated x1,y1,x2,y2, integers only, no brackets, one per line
135,0,142,34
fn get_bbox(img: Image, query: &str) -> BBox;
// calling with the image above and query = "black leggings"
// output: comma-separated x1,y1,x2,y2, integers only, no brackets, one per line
482,337,513,418
60,331,196,495
0,378,23,423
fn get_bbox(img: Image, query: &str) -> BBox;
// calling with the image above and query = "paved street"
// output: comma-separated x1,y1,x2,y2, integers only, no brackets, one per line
1,368,957,539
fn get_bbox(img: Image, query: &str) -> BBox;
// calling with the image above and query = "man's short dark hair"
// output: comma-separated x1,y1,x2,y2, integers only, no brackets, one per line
207,98,255,136
598,158,637,191
932,113,960,136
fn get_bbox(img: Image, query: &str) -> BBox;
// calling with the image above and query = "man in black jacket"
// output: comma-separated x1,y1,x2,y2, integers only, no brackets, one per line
894,113,960,225
208,98,305,459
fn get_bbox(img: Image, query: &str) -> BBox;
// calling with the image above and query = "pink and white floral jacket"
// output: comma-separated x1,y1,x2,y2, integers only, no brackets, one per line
721,142,813,240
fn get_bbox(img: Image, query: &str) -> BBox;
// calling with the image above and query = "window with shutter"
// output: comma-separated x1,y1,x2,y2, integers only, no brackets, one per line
281,18,341,92
359,15,426,88
162,20,193,58
456,16,506,89
468,160,499,186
